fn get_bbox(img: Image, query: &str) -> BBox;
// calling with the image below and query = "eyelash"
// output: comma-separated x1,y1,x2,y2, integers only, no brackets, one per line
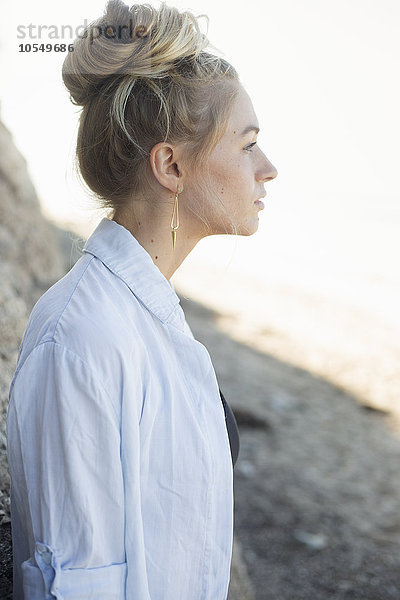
244,142,257,152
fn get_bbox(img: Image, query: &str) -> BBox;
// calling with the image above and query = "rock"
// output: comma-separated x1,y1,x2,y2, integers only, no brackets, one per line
293,529,329,551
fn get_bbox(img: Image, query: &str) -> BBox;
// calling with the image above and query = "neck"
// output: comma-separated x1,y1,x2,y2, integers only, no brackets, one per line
111,199,202,281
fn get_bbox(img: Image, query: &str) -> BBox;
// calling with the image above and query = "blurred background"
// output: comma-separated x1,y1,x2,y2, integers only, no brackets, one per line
1,0,400,597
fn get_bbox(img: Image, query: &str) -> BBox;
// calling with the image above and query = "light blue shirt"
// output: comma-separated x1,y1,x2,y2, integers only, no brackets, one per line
7,217,234,599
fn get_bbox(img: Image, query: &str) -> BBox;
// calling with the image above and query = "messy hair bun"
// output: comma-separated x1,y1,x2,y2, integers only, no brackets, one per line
62,0,239,213
63,0,211,106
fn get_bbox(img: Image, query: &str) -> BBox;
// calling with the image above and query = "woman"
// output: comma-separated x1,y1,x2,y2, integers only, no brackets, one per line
7,0,278,598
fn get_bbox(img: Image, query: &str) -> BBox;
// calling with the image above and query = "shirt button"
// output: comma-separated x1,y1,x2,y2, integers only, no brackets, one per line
36,543,52,565
36,543,46,555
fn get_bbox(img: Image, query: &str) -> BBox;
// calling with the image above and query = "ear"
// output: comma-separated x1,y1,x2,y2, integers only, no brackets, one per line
149,142,184,194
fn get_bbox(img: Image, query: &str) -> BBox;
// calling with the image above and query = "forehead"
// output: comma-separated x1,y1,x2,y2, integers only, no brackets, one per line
227,85,259,135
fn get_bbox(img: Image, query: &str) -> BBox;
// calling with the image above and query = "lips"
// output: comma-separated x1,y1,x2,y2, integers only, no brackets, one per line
254,199,265,210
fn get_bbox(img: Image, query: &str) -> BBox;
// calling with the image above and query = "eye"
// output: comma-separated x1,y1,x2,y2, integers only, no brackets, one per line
244,142,257,152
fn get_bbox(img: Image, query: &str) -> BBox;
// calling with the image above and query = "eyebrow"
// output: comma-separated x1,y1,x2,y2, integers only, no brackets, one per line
240,125,260,136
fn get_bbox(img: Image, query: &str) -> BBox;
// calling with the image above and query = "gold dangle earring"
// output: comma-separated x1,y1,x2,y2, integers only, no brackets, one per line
170,189,180,250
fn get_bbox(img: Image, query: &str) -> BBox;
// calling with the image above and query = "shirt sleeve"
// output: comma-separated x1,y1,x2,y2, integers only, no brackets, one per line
7,340,127,599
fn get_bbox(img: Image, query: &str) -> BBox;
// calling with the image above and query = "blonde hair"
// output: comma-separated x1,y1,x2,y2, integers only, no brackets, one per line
62,0,240,233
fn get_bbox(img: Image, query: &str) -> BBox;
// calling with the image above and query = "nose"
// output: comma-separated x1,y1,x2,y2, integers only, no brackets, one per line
268,160,278,180
257,155,278,183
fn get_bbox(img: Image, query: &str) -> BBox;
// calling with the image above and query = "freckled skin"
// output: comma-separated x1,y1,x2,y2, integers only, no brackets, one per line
186,85,278,237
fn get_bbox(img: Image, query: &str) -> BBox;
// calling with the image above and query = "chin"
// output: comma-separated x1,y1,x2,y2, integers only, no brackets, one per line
237,219,260,236
210,216,259,237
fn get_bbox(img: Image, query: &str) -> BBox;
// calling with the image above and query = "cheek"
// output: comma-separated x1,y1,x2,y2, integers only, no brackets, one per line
211,162,245,198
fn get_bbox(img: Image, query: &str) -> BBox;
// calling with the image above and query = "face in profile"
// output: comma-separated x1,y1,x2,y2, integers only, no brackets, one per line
190,83,278,237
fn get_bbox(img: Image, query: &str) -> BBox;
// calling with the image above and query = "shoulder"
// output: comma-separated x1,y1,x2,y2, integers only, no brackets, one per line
14,253,148,396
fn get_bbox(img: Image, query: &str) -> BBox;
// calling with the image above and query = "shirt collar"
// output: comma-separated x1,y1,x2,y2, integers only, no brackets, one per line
82,217,185,330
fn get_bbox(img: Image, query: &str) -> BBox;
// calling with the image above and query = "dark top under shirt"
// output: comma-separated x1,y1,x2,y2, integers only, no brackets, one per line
219,388,240,468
